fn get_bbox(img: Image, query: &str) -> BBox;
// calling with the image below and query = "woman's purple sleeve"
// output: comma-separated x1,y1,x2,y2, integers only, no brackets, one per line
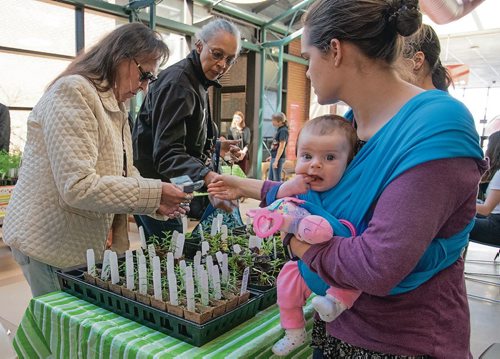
301,157,483,295
260,180,281,207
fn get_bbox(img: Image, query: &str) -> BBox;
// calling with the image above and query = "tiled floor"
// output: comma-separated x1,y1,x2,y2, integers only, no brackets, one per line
0,201,499,358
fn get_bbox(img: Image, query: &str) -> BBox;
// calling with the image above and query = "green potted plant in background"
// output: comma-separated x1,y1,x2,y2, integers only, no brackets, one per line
0,150,21,185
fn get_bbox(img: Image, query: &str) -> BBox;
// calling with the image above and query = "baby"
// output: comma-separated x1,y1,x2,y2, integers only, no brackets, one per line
252,115,361,356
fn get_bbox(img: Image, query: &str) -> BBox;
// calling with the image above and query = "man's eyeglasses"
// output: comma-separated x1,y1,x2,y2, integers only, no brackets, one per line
201,40,237,66
133,58,157,83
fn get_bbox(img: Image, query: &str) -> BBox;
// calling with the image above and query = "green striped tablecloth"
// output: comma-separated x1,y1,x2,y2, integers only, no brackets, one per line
14,291,314,358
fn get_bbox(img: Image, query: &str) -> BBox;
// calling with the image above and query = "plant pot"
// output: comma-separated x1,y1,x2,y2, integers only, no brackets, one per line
223,291,239,312
136,292,152,306
95,277,109,290
108,282,122,295
238,291,251,305
166,302,184,318
121,287,136,301
210,299,227,318
83,272,96,285
183,304,213,324
150,297,167,311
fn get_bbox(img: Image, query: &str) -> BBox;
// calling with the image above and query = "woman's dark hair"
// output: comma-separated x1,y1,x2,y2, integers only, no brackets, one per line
303,0,422,64
402,24,453,91
50,23,169,92
482,131,500,183
272,112,288,126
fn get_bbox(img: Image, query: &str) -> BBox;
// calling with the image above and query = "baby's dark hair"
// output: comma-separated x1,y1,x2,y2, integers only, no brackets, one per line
297,114,358,162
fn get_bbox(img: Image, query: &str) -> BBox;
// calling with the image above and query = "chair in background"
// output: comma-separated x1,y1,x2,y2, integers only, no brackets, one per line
463,241,500,304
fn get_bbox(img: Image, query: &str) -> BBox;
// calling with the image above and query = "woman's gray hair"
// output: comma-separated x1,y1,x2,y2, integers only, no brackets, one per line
196,18,241,53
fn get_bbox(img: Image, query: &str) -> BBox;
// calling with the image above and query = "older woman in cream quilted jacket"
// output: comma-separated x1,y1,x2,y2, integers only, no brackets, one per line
3,23,190,297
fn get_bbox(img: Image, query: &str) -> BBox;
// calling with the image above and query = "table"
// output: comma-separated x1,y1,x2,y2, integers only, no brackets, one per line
13,291,314,358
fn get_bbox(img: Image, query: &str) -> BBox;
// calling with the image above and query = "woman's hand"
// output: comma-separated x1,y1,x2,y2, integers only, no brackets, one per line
157,182,192,217
278,174,313,198
207,174,245,200
272,159,279,169
289,234,312,259
220,139,242,163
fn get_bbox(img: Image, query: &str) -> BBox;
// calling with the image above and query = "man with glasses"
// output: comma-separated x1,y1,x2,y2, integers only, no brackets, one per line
132,18,242,241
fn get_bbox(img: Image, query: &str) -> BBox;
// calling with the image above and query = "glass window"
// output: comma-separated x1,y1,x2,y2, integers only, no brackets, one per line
0,52,70,107
9,110,30,152
157,29,189,68
84,9,128,50
0,0,75,56
156,0,185,23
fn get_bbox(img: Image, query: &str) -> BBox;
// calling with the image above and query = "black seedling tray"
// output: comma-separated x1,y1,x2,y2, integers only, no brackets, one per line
57,268,261,346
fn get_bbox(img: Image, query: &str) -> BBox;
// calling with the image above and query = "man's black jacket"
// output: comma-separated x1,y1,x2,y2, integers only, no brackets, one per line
132,50,221,183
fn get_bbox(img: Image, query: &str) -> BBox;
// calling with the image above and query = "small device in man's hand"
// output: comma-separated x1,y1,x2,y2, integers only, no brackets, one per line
170,175,204,193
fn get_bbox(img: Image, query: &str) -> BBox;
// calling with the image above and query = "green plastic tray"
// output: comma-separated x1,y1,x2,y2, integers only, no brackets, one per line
248,284,277,310
57,269,261,346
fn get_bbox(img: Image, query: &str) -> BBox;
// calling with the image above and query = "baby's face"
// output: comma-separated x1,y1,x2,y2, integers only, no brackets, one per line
295,132,351,192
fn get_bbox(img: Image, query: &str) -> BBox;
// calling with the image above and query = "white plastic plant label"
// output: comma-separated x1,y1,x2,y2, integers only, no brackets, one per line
240,267,250,295
222,253,229,284
185,266,195,312
166,252,178,305
199,265,209,306
171,230,179,253
212,266,222,300
206,255,214,289
233,244,242,255
101,250,111,281
182,215,188,234
215,251,224,267
138,226,147,249
194,252,201,284
216,213,223,232
210,218,218,236
152,256,162,300
86,249,96,276
179,259,187,273
125,250,135,290
109,251,119,285
138,254,147,295
201,241,210,256
221,225,228,238
147,243,156,267
174,233,185,259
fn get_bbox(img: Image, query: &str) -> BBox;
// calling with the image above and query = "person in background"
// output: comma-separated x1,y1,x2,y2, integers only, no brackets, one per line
267,112,289,181
470,130,500,246
208,0,486,356
132,19,241,240
397,23,453,91
0,103,11,152
227,110,251,174
3,23,189,297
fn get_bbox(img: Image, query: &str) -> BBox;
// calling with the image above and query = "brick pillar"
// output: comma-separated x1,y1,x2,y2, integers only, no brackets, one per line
286,39,310,161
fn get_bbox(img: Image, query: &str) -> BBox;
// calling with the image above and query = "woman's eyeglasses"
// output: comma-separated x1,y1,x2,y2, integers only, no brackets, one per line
201,40,237,66
133,58,157,83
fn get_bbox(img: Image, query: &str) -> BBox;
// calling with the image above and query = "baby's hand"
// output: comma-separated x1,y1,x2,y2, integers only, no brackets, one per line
277,174,313,198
